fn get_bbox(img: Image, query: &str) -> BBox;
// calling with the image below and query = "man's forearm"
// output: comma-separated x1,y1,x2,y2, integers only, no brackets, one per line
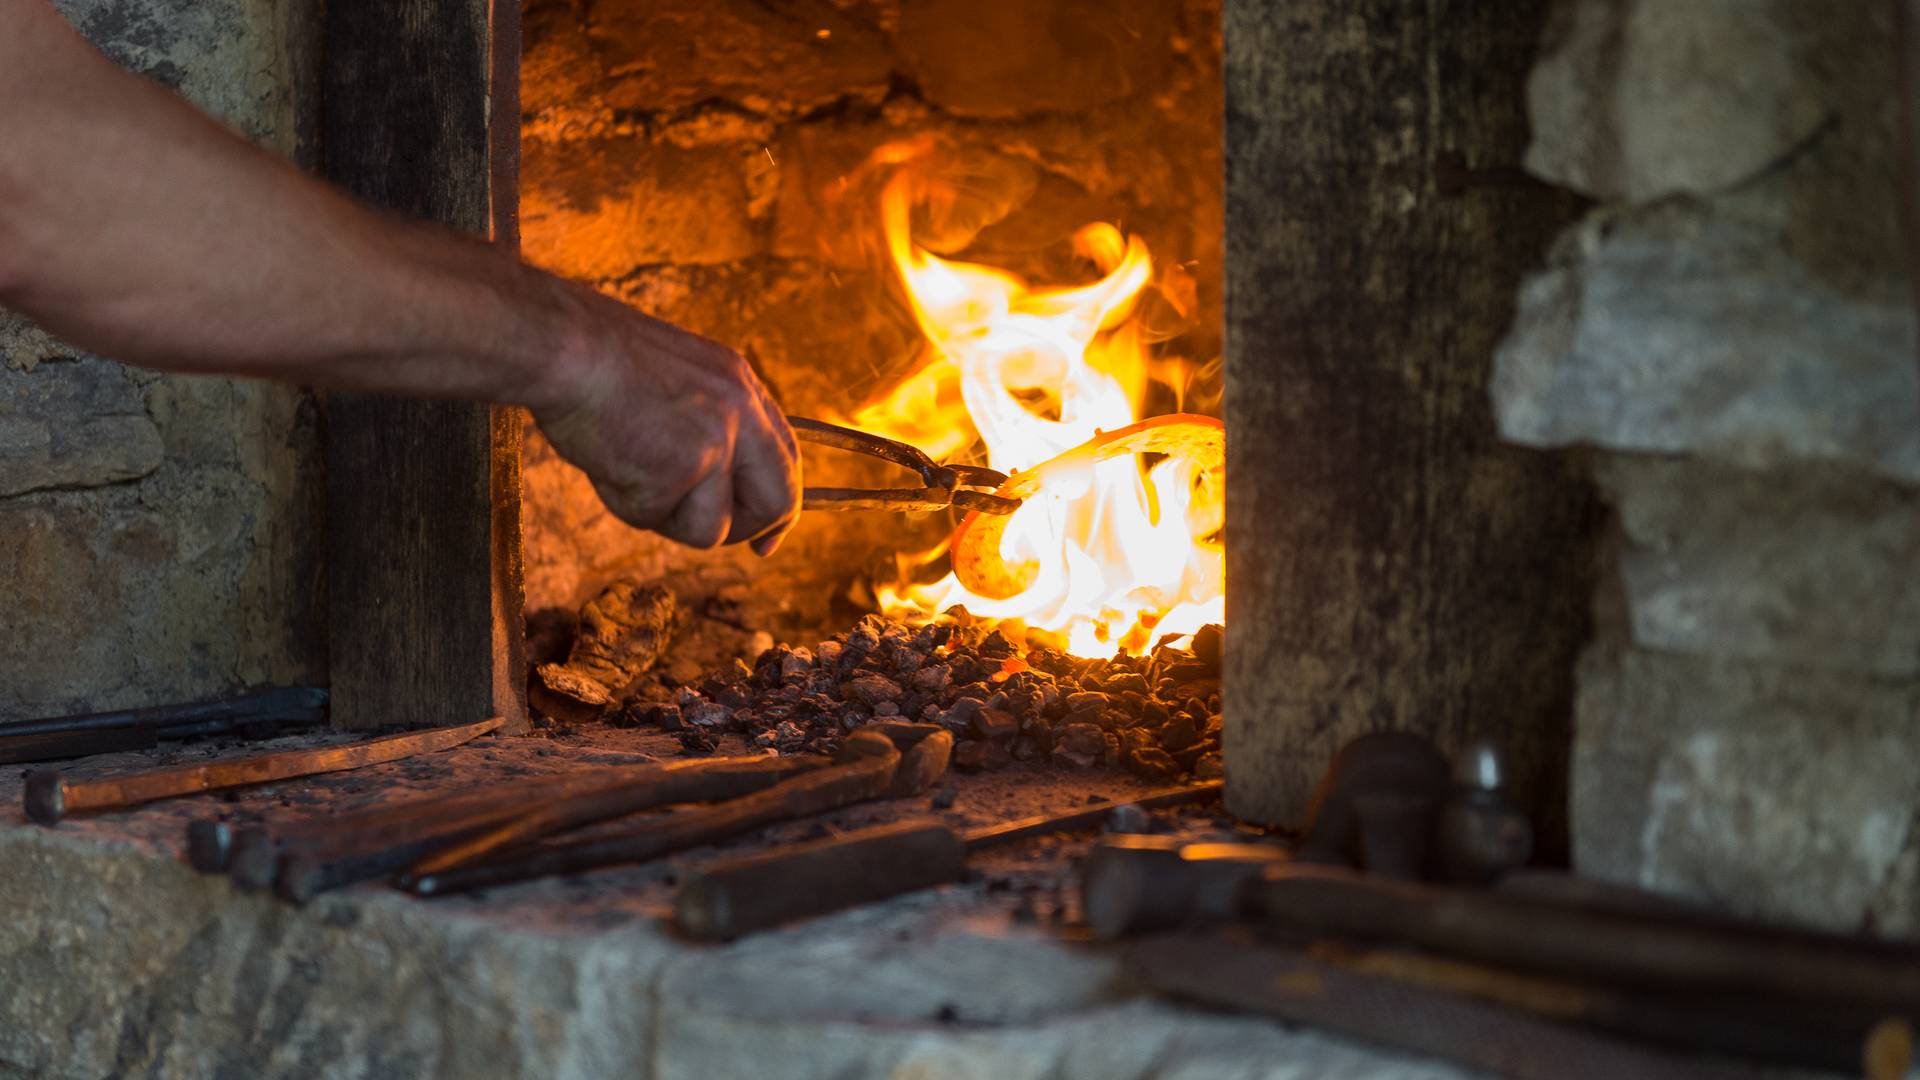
0,0,586,410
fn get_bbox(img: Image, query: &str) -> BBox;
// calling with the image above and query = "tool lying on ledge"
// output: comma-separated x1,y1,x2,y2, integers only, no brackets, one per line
1089,841,1919,1076
403,728,906,897
0,686,328,766
789,415,1021,515
194,758,674,877
673,778,1225,940
1131,932,1772,1080
24,716,502,825
272,754,825,903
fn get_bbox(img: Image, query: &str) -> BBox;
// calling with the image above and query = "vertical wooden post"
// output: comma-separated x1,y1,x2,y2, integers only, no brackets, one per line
1221,0,1597,853
322,0,526,731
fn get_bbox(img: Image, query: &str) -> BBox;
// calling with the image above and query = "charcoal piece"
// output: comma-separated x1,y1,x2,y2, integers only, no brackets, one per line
532,581,678,722
676,729,718,754
1157,713,1200,751
1193,751,1225,779
1054,722,1106,768
930,785,958,809
842,674,903,707
528,664,612,725
1065,691,1111,713
910,663,951,694
569,582,678,690
1189,624,1222,669
949,739,984,771
1126,747,1183,780
940,697,984,735
952,740,1010,772
972,708,1019,742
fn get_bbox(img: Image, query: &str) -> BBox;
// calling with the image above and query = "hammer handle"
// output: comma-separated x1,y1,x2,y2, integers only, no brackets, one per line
676,821,967,940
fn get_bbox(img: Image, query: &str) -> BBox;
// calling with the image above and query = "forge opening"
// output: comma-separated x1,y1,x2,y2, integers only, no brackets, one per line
516,0,1228,784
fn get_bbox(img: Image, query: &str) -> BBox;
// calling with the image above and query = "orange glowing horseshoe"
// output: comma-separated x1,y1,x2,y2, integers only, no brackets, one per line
949,414,1225,600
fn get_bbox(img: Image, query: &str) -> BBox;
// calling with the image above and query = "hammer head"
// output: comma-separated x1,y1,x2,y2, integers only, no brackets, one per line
1296,732,1449,879
186,820,235,873
23,770,66,825
1081,835,1292,940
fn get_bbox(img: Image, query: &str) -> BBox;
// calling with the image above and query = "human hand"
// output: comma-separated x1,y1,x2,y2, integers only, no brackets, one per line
531,286,800,555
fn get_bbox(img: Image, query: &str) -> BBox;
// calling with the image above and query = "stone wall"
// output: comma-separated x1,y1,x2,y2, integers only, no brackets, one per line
0,1,324,721
517,0,1223,629
1493,0,1920,933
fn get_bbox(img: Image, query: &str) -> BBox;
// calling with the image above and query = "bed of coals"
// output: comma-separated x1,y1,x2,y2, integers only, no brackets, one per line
624,613,1225,781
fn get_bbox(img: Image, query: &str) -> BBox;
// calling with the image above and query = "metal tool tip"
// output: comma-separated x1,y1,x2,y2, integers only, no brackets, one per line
1453,740,1506,791
23,770,66,825
186,820,235,873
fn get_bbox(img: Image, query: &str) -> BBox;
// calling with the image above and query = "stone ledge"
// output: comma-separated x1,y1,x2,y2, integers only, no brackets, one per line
0,812,1484,1080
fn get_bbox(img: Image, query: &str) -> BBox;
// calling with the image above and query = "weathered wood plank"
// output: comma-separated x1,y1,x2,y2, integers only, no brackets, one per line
321,0,525,731
1221,0,1599,856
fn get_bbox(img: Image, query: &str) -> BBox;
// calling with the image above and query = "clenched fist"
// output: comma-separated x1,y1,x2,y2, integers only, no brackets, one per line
531,285,801,555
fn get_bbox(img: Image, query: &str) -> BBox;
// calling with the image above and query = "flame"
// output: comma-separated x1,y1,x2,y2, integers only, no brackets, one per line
853,169,1225,658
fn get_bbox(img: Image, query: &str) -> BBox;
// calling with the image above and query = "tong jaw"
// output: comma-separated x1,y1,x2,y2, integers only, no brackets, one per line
789,416,1021,516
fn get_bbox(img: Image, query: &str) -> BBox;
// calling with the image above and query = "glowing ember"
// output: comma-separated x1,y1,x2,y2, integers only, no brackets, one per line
853,166,1225,658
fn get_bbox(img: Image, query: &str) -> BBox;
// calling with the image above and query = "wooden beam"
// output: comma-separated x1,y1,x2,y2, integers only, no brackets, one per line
321,0,525,731
1221,0,1599,855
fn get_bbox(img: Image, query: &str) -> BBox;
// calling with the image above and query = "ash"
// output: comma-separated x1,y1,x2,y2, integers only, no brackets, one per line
629,612,1225,781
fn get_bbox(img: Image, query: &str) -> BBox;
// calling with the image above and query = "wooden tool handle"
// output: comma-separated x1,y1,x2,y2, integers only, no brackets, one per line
676,820,968,941
1244,866,1920,1016
1129,932,1765,1080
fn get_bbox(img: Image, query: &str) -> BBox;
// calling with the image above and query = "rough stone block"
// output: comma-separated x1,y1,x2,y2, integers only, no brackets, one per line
1525,0,1833,201
53,0,316,155
521,137,758,278
0,468,318,722
1600,455,1920,678
1491,197,1920,483
895,0,1184,118
0,309,68,373
0,358,163,497
1574,643,1920,933
522,0,604,118
590,0,891,117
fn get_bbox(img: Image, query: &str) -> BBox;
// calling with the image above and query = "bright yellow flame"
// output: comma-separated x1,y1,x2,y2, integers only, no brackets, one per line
855,172,1225,658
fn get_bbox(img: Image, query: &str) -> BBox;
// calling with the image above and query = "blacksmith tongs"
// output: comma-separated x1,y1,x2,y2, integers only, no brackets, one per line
788,416,1020,515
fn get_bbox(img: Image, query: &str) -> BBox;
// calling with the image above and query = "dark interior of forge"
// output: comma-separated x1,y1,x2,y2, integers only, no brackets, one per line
514,0,1230,788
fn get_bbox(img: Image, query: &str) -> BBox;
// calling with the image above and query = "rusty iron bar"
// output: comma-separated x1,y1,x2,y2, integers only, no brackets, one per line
24,716,502,824
403,730,901,897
